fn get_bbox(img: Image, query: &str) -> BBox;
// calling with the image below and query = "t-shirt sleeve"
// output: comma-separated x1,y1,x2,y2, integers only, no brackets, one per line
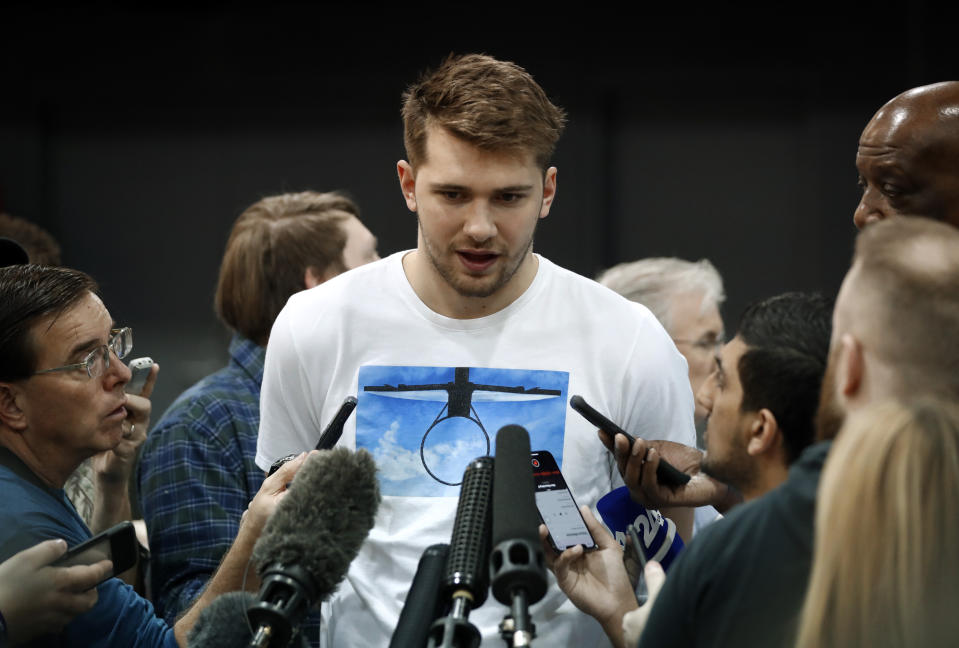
256,300,322,471
620,304,697,448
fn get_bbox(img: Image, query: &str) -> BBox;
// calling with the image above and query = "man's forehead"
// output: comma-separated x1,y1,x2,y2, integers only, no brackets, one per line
34,291,111,343
419,125,541,178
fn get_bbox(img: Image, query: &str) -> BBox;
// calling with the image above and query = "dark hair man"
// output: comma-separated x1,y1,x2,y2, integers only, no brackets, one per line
545,292,832,647
0,264,308,647
138,191,376,643
854,81,959,229
254,54,697,647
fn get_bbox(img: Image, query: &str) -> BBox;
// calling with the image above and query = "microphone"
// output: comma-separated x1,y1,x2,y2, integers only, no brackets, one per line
390,543,450,648
247,447,381,648
489,425,547,646
428,455,495,648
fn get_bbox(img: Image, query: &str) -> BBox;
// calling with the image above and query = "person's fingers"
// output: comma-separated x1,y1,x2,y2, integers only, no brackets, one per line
624,438,648,491
263,450,311,492
645,560,666,603
640,446,662,498
551,543,584,576
139,362,160,398
614,433,632,475
539,524,558,569
18,538,68,568
59,559,112,593
579,506,618,550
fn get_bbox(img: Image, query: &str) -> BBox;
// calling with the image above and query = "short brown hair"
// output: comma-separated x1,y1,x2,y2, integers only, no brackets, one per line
214,191,359,346
0,213,62,265
850,217,959,399
402,53,567,171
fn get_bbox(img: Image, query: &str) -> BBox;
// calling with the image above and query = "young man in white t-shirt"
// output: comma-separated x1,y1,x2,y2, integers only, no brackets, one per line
255,53,696,647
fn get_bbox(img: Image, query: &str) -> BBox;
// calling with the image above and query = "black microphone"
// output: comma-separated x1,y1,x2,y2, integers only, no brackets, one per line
489,425,547,646
247,447,381,648
188,592,303,648
390,543,450,648
428,455,495,648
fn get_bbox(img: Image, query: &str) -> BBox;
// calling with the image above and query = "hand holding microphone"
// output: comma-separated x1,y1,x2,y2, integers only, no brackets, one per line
188,447,381,648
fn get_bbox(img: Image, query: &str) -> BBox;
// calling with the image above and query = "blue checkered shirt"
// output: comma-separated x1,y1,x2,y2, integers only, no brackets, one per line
138,334,320,644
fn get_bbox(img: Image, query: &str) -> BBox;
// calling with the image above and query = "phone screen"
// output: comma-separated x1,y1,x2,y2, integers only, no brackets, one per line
531,450,597,551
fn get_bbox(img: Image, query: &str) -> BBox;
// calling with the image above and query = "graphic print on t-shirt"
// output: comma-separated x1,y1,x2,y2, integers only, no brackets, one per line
357,366,569,497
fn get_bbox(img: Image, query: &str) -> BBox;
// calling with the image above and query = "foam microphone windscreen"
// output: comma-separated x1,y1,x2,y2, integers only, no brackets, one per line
251,447,381,602
491,425,538,546
443,455,494,607
187,591,256,648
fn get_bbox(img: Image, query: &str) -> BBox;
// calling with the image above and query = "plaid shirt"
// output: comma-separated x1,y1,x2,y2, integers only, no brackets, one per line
138,334,320,644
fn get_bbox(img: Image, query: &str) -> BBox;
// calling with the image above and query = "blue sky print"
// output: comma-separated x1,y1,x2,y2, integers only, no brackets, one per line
357,366,570,497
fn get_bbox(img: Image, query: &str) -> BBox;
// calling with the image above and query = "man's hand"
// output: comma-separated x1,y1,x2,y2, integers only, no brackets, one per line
622,560,667,646
0,539,112,643
173,450,313,647
540,505,637,648
239,450,314,540
599,429,729,510
91,362,159,484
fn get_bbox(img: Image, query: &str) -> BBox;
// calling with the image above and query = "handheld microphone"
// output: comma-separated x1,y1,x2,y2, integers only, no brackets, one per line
247,447,381,648
267,396,358,476
428,456,495,648
390,544,450,648
490,425,547,647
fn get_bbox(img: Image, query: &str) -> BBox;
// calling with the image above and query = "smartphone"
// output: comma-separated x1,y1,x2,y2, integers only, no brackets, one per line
569,395,691,488
531,450,597,552
52,521,138,587
267,396,357,476
623,524,649,605
125,357,154,395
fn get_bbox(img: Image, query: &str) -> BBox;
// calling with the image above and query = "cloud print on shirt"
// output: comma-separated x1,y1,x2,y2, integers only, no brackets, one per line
356,365,569,497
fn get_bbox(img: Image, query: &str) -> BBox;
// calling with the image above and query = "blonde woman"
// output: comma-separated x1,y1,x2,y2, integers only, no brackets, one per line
796,398,959,648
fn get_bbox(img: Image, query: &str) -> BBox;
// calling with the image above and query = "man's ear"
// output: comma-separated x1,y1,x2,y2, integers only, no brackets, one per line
539,166,558,219
745,408,780,457
837,333,864,398
0,383,28,432
397,161,417,212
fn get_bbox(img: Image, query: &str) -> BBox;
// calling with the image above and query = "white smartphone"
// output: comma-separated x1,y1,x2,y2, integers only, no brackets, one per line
125,357,154,395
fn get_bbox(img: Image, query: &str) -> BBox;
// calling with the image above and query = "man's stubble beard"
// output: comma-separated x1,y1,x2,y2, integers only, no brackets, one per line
417,214,537,300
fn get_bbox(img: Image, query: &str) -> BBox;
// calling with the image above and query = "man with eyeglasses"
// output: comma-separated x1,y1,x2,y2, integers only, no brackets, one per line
0,264,309,647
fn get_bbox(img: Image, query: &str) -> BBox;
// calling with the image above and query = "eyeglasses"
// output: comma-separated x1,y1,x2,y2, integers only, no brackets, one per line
33,327,133,379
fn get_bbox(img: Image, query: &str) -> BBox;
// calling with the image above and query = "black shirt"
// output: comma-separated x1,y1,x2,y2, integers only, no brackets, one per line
638,441,831,648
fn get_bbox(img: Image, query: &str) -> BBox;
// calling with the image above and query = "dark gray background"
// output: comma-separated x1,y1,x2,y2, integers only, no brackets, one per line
1,3,954,419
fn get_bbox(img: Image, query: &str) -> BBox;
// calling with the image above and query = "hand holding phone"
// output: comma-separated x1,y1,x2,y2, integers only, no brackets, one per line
532,450,597,552
570,395,690,488
52,522,138,588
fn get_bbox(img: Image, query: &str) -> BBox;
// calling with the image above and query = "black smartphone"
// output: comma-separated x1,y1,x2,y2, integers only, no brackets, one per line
267,396,357,476
569,395,691,488
531,450,598,552
623,524,649,605
52,521,138,587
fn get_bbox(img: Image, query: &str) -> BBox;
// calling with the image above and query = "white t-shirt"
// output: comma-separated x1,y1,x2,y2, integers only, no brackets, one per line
256,251,695,647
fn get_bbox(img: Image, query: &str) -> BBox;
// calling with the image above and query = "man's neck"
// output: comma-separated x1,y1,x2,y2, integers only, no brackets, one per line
740,460,790,502
402,250,539,319
0,433,77,489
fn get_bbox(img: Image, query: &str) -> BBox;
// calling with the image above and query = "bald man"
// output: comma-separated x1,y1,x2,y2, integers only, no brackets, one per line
855,81,959,229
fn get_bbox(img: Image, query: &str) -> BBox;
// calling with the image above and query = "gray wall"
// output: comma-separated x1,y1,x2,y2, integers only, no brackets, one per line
1,4,953,418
